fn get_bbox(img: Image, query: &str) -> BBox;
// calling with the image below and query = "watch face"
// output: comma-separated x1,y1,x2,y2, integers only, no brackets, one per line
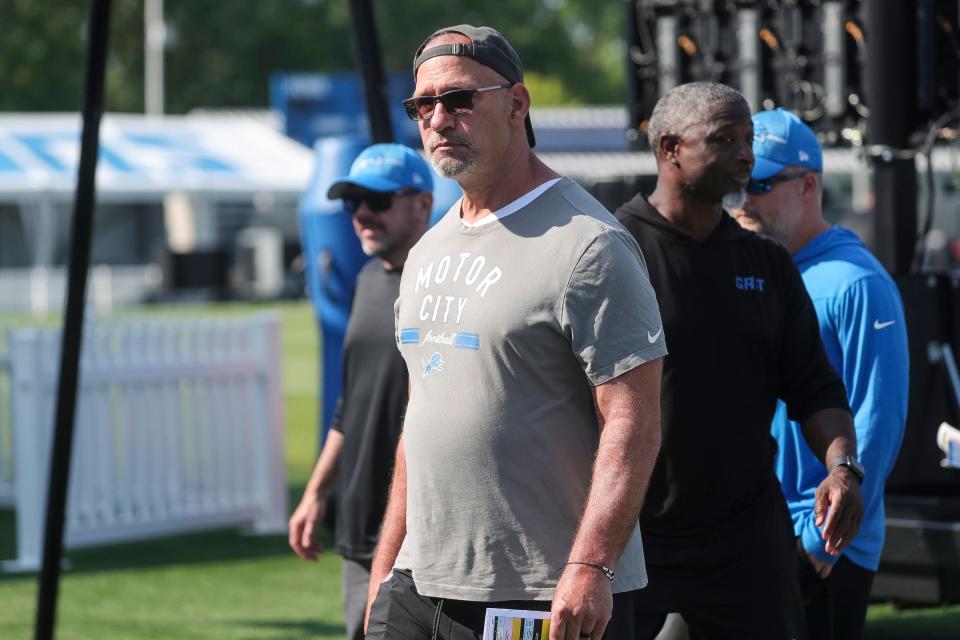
845,458,864,481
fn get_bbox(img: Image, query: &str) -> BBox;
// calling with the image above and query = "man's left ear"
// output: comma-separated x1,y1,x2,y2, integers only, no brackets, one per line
416,191,434,221
511,84,531,122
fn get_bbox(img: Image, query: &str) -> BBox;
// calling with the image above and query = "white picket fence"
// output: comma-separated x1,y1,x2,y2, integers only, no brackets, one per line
1,313,287,571
0,265,162,315
0,347,13,507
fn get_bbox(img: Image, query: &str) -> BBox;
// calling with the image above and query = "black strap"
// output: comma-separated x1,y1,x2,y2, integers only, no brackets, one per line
415,43,476,71
567,561,615,581
430,597,445,640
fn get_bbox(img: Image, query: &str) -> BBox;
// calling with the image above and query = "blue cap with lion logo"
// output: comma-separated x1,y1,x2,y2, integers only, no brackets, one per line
327,143,433,199
751,108,823,180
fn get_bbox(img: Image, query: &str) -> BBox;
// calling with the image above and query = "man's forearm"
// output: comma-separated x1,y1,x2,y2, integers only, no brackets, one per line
568,414,660,566
570,359,662,567
304,429,344,501
800,406,864,554
370,436,408,583
801,407,857,468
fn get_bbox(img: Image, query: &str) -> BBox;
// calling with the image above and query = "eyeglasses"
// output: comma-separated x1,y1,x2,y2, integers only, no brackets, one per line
745,172,813,195
402,84,512,121
342,189,416,214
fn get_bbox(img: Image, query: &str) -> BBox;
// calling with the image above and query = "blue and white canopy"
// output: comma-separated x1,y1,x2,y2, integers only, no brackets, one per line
0,113,314,199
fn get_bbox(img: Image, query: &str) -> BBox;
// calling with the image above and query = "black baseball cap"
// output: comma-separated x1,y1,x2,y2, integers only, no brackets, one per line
413,24,536,148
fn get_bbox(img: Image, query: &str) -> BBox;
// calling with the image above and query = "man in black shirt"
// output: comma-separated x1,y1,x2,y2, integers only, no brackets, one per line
288,143,434,640
614,82,863,639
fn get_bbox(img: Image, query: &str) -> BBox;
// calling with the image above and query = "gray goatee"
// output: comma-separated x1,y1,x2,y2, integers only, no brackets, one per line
722,189,747,211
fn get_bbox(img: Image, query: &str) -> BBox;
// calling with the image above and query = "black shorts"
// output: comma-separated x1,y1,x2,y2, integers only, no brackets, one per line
367,568,639,640
633,481,806,640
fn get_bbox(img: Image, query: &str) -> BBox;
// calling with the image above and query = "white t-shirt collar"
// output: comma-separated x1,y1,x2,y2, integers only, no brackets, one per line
460,178,562,228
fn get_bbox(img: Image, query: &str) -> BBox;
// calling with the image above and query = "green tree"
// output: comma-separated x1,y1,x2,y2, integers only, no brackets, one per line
376,1,627,105
0,0,89,111
0,0,630,113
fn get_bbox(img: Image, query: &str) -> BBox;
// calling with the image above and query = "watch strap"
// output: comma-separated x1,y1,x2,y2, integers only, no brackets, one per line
829,456,864,484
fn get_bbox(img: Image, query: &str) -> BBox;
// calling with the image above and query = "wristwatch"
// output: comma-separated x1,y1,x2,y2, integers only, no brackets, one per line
829,456,865,484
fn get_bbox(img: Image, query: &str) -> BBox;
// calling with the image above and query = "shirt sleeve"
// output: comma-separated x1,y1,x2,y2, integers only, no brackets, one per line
778,254,850,424
394,293,401,348
329,396,345,433
560,228,668,386
799,274,910,563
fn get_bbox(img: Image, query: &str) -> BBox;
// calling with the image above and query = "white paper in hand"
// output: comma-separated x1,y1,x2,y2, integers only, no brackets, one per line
482,608,551,640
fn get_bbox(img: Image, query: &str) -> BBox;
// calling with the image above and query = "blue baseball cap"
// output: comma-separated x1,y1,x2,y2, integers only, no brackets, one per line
327,143,433,199
751,108,822,180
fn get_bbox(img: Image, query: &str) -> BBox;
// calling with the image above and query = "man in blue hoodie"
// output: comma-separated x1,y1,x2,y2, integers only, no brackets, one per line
735,108,910,640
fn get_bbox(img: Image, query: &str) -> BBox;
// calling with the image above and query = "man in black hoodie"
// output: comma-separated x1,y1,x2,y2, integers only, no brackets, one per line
614,82,864,639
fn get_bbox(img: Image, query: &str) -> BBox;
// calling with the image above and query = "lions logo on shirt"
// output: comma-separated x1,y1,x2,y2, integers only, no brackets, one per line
421,352,444,378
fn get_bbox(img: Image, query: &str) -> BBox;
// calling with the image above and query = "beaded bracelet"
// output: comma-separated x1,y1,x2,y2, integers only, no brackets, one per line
567,561,615,581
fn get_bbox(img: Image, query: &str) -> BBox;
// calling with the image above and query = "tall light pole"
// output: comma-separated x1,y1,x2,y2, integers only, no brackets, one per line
145,0,164,116
34,0,112,637
347,0,392,142
865,0,917,275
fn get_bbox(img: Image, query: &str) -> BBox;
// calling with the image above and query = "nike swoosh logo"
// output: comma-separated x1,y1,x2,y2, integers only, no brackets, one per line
647,328,662,343
874,320,896,330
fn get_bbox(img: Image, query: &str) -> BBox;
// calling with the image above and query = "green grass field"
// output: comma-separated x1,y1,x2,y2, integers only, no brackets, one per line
0,301,958,639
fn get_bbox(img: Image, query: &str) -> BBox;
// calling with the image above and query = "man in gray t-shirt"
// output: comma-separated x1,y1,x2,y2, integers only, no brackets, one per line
365,24,666,640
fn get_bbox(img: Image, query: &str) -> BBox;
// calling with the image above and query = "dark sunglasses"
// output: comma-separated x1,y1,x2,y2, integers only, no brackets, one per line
402,83,512,121
342,189,416,214
745,172,813,195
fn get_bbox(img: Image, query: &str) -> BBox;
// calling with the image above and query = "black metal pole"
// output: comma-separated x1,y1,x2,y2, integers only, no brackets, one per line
347,0,393,143
865,0,917,275
625,0,641,149
34,1,112,638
